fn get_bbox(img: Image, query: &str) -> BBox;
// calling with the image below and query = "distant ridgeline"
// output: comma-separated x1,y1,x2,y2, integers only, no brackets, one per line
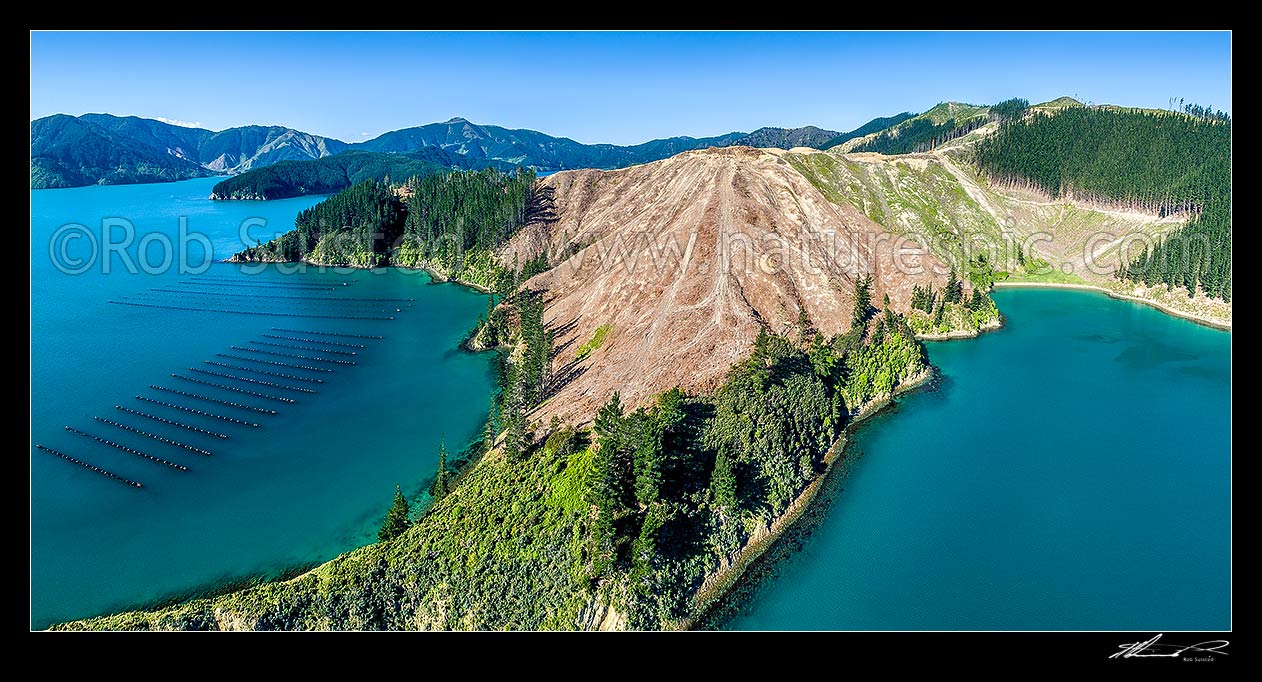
209,149,518,200
232,168,538,291
974,103,1232,300
817,112,915,150
849,103,991,154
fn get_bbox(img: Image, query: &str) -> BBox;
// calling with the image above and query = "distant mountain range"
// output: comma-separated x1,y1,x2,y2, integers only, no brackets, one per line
30,113,857,192
30,114,348,189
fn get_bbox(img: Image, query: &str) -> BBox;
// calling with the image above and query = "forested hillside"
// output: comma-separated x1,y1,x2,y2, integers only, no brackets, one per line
847,103,991,155
232,168,538,289
31,113,347,188
31,115,215,188
393,169,539,288
208,149,495,200
974,106,1231,299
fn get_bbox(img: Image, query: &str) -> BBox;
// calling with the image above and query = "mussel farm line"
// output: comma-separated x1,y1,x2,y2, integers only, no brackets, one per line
93,416,213,456
63,427,189,472
36,444,144,489
170,374,297,404
115,405,230,439
204,360,326,383
188,367,317,394
228,346,357,366
109,300,396,321
271,328,385,340
262,334,366,348
215,353,336,373
135,395,260,427
249,340,358,356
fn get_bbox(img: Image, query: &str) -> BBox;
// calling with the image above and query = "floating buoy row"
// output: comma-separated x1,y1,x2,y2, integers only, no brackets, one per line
189,276,352,286
64,426,189,471
205,360,325,383
109,300,395,320
171,374,296,404
189,276,350,285
273,328,384,340
36,444,143,488
182,277,341,287
150,288,404,303
148,386,277,419
179,281,337,291
133,293,398,312
153,288,407,303
229,346,357,366
262,334,365,348
136,394,259,426
249,340,357,356
116,405,230,439
216,353,335,374
94,416,213,456
189,367,316,394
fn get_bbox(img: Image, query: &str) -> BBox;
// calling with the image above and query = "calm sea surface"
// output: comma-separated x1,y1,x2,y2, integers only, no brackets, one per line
722,288,1230,630
31,178,494,628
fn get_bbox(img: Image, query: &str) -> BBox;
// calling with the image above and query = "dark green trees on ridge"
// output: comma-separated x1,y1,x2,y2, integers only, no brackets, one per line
974,106,1230,300
233,168,539,290
378,485,411,542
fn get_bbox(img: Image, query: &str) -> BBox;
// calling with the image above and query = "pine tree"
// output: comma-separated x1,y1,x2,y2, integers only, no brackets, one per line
502,380,526,462
944,267,963,303
377,485,411,542
632,411,664,508
432,436,450,501
851,273,874,331
710,451,737,513
592,392,629,512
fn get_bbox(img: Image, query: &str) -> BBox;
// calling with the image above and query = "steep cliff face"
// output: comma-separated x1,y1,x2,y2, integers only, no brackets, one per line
503,146,949,424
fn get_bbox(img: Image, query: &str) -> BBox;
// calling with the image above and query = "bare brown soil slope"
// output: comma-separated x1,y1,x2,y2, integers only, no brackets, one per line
505,146,951,425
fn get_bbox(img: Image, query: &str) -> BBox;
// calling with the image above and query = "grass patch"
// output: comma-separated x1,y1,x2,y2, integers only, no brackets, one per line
575,324,612,361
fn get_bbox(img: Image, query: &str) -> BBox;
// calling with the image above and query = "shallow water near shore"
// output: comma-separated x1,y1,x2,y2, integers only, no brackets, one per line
31,179,495,628
721,288,1230,630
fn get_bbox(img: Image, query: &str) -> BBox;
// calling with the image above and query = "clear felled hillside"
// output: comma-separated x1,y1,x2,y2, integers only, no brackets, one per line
784,149,1184,284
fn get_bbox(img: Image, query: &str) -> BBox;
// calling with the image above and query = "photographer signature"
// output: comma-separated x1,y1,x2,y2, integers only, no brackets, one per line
1110,634,1229,659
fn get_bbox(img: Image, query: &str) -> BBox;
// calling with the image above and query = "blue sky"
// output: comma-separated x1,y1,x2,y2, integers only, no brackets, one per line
30,31,1231,145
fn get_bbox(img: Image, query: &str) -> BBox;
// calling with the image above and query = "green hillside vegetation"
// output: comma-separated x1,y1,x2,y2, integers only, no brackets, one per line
1029,96,1084,113
232,168,538,291
784,142,1185,291
209,150,475,200
30,115,217,189
785,152,1008,267
31,113,349,189
839,102,991,155
575,325,613,361
393,169,537,290
974,105,1231,300
906,278,1001,336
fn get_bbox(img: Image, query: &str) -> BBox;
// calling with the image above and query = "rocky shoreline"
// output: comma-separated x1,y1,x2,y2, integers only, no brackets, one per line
914,316,1004,341
994,281,1232,331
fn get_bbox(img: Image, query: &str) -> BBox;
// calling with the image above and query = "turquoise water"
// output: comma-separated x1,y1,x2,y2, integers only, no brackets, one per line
31,178,495,628
723,288,1230,630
